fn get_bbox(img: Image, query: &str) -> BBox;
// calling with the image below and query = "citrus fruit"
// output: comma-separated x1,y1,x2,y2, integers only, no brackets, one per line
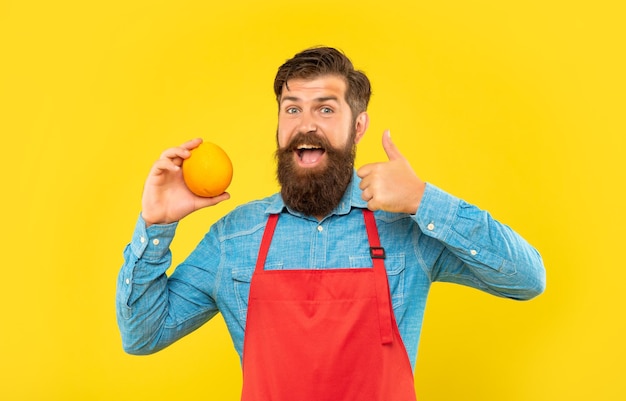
182,141,233,197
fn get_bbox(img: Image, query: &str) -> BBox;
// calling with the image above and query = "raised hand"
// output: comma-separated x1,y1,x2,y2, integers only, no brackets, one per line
141,138,230,226
356,131,425,214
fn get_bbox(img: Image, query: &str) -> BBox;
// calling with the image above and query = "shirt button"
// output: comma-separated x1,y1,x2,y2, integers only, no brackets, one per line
427,223,435,231
125,278,130,285
317,226,323,232
470,249,478,256
140,236,146,243
152,238,160,246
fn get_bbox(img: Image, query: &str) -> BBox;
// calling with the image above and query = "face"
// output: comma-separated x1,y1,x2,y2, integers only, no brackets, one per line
275,75,369,218
276,75,367,167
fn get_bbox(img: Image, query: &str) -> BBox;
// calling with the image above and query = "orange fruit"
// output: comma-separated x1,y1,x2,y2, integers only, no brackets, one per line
182,141,233,197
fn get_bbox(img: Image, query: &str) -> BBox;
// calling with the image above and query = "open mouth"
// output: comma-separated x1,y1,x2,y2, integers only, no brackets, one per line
295,144,326,165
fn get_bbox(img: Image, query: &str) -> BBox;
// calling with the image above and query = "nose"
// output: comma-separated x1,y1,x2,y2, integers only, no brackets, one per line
297,110,317,134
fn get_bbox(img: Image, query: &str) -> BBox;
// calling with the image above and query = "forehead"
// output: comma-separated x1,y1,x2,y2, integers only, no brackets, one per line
280,75,347,102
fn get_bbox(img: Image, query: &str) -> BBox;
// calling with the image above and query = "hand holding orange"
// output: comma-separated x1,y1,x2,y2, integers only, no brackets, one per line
182,141,233,197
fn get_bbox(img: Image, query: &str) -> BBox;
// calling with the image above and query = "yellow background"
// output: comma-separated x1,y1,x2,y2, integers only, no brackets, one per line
1,0,624,399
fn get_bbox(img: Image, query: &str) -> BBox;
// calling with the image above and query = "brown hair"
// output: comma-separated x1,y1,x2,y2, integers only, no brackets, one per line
273,47,371,118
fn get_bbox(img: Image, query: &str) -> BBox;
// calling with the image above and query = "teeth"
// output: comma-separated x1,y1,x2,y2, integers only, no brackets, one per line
297,144,321,150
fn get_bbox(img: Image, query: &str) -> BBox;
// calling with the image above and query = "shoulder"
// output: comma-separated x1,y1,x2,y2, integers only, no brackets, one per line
214,193,281,239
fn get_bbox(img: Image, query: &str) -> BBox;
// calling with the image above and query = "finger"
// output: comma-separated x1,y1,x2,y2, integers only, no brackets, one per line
356,163,373,180
382,130,404,161
357,171,367,189
159,139,203,160
360,187,372,202
357,169,376,192
181,137,203,151
196,191,231,208
151,158,182,176
366,198,380,212
160,147,188,162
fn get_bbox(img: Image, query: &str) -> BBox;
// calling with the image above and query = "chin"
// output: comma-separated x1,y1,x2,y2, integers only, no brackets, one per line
299,167,332,180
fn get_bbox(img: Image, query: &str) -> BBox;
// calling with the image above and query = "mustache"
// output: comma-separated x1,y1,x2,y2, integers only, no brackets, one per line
281,132,331,151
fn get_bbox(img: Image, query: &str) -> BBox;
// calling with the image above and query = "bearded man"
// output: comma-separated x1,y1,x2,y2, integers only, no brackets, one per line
116,47,545,401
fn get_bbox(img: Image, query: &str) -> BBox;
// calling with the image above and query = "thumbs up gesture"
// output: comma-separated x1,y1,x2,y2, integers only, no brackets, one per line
356,130,426,214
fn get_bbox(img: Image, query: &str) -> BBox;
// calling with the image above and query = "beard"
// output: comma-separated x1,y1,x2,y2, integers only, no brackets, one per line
276,130,356,217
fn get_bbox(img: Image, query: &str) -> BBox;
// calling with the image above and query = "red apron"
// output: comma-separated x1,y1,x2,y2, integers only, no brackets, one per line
241,210,417,401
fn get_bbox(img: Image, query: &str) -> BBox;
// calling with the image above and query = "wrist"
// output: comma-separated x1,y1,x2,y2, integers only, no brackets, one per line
408,180,426,215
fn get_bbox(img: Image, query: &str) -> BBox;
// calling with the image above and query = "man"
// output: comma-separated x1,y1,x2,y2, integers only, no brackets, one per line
116,47,546,400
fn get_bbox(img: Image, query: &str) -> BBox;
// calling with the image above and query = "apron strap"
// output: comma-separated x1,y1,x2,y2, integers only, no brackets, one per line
363,209,394,345
255,214,279,273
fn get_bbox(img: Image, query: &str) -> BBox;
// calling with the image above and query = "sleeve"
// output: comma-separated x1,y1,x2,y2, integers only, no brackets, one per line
415,183,546,300
115,215,220,355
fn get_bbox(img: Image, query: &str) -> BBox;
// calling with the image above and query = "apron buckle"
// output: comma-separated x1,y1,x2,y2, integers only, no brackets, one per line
370,246,386,259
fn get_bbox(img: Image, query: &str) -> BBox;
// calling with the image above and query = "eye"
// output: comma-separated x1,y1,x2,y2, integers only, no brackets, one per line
285,106,299,114
320,106,333,114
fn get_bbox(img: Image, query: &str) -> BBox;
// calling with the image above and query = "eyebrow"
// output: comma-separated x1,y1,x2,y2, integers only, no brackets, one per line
280,95,340,104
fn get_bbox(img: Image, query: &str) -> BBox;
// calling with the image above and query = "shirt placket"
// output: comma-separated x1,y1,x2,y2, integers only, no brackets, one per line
312,220,328,269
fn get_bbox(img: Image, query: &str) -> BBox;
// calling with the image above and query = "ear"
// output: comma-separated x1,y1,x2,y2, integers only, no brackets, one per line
353,112,369,145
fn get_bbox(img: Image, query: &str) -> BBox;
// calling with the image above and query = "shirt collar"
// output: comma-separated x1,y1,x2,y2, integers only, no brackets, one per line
265,170,367,217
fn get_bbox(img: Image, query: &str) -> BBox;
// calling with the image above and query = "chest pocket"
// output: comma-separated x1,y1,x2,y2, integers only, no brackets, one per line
349,254,406,310
232,262,283,323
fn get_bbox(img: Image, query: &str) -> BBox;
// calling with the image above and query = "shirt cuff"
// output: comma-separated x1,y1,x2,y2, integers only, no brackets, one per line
415,183,461,241
129,214,178,260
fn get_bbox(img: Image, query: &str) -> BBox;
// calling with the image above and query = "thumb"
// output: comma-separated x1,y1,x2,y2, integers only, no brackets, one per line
382,130,403,161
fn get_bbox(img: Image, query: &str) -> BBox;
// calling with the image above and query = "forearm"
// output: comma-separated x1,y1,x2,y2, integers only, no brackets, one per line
115,217,177,354
416,184,546,300
116,216,221,355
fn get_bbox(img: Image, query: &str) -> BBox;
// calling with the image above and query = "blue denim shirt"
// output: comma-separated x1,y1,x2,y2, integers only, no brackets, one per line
116,172,545,369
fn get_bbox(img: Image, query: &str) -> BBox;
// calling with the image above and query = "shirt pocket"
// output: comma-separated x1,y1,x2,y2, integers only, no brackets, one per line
231,262,284,323
348,254,406,310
